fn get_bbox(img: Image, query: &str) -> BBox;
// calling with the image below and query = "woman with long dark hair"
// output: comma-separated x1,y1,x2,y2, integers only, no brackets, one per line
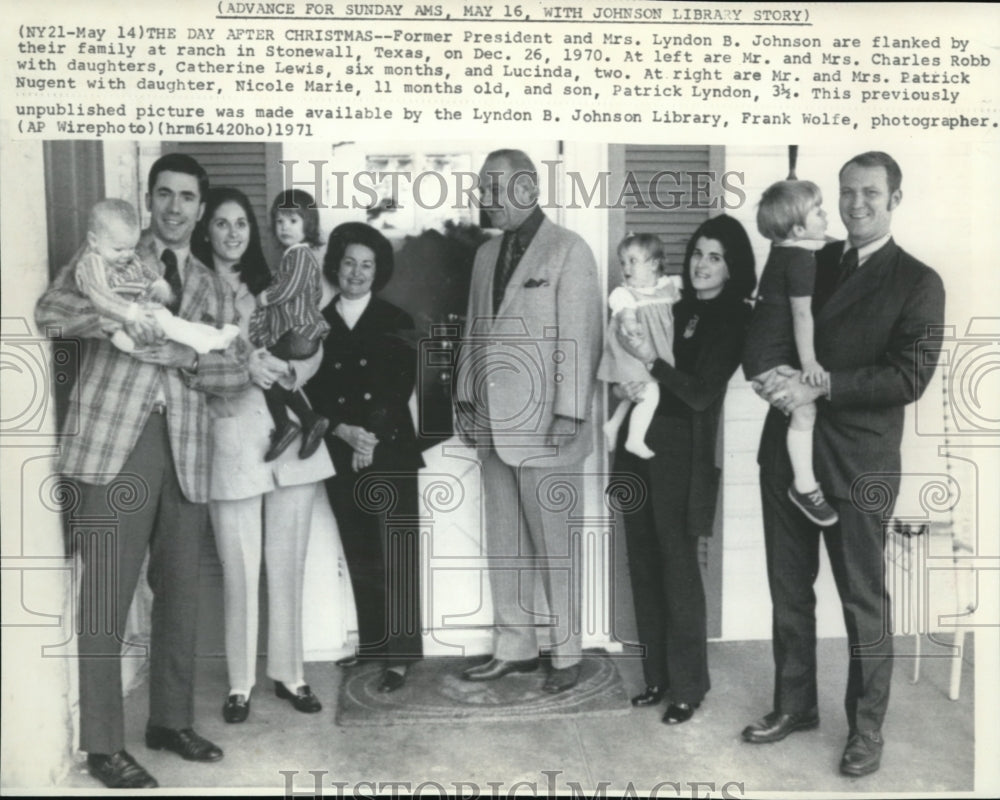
194,187,334,722
614,215,757,725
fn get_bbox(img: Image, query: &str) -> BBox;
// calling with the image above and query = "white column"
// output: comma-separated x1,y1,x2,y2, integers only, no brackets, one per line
1,141,76,788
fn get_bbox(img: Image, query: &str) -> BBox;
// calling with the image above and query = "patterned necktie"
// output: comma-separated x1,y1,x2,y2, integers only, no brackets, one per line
161,248,182,313
837,247,859,289
492,232,521,315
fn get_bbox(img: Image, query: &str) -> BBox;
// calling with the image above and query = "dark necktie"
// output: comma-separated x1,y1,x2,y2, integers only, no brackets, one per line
161,248,182,313
492,232,521,315
836,247,859,289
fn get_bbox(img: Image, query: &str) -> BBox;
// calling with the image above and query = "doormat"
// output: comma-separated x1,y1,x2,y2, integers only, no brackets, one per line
335,651,631,726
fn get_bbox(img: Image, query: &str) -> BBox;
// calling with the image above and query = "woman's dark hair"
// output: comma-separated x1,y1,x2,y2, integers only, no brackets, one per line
323,222,395,294
680,214,757,301
193,187,272,296
270,189,322,248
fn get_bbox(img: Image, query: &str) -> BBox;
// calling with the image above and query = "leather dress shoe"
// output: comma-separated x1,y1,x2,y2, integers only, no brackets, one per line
275,681,322,713
378,669,407,693
222,693,250,723
145,726,223,762
840,730,883,777
299,416,330,459
631,686,665,707
741,708,819,744
543,663,581,694
335,654,359,668
87,750,158,789
462,657,539,681
264,421,301,462
662,701,699,725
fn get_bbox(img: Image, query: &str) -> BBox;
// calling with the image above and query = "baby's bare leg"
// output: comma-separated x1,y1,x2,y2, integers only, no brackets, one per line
624,382,659,459
603,398,632,452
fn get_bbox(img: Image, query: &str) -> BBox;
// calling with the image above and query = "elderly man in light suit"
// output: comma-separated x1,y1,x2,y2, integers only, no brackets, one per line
455,149,602,693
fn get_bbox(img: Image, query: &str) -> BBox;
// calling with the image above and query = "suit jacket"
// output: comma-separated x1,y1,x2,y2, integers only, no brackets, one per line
35,231,250,503
455,215,602,466
305,295,425,476
757,237,945,500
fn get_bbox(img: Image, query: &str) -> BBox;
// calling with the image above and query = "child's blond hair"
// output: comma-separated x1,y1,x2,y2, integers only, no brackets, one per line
757,180,822,242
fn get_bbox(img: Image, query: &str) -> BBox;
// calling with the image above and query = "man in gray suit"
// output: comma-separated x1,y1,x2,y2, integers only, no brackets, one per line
455,149,602,693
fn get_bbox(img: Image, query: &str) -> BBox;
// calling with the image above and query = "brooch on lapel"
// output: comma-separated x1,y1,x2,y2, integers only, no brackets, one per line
683,314,700,339
523,278,550,288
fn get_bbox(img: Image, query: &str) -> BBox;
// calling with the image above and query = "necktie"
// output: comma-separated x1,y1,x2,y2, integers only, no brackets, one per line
492,232,521,315
161,248,182,313
837,247,859,289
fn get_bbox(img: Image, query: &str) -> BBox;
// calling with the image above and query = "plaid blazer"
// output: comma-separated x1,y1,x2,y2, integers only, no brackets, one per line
35,231,250,503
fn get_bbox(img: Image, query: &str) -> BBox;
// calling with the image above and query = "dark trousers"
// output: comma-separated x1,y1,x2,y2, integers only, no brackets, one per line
760,461,893,734
75,412,207,754
617,428,710,705
263,331,323,429
324,469,422,666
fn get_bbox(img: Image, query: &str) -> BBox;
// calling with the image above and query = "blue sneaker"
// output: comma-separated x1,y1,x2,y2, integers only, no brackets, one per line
788,484,839,527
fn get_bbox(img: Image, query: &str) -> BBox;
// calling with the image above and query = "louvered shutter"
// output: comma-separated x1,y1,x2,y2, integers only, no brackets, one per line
622,145,717,275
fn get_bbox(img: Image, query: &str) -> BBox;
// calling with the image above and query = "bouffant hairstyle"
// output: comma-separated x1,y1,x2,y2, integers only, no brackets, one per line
322,222,395,294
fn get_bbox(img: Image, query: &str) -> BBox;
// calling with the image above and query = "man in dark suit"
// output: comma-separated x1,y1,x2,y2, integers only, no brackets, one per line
455,149,602,693
742,152,945,777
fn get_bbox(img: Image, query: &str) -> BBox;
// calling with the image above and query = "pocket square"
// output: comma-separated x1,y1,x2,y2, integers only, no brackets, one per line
524,278,550,288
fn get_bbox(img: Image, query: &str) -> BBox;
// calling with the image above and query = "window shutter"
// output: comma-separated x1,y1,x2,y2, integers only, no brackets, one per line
623,145,716,275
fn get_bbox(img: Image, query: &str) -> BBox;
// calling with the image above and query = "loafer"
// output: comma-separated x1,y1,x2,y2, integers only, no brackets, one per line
662,701,699,725
462,657,539,681
840,730,883,777
378,669,406,693
222,693,250,724
145,726,223,762
543,663,581,694
741,708,819,744
86,750,158,789
264,421,301,462
275,681,322,713
299,416,330,459
631,685,665,707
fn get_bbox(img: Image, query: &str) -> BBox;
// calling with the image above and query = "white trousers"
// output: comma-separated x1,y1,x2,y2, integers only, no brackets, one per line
209,482,317,692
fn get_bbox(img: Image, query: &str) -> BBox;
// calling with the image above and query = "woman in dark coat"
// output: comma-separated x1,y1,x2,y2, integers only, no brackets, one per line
304,222,423,692
614,215,757,724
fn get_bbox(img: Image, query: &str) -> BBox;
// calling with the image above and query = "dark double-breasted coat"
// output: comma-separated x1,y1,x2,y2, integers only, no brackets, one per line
305,295,424,663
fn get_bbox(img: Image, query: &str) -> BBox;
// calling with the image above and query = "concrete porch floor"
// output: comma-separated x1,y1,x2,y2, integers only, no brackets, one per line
61,636,974,795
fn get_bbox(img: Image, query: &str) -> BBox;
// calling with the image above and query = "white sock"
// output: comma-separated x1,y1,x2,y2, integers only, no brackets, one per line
787,427,819,494
624,385,657,459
